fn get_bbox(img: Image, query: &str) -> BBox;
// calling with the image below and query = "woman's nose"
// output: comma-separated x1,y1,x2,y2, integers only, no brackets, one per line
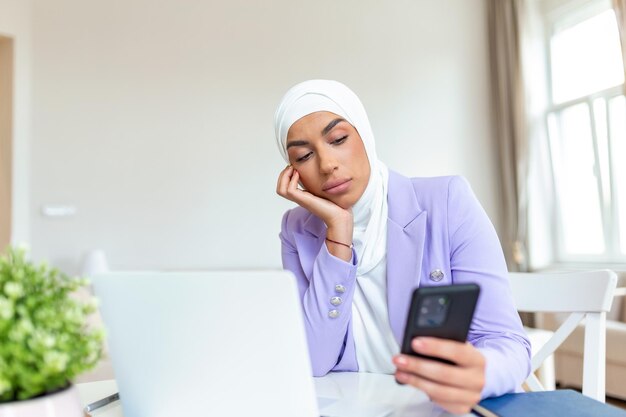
318,149,339,174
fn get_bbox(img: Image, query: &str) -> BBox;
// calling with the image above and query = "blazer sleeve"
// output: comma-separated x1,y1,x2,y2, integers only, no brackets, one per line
279,210,359,376
446,176,531,398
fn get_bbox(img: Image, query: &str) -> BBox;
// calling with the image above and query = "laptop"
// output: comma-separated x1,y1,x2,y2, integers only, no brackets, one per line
93,270,392,417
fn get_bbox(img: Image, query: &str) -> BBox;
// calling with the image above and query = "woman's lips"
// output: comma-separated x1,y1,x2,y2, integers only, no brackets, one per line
323,179,352,194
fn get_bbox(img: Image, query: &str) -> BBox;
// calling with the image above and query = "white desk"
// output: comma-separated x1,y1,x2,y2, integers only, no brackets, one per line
77,372,472,417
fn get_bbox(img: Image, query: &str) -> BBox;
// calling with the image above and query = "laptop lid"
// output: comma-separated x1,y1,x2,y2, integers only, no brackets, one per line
93,270,319,417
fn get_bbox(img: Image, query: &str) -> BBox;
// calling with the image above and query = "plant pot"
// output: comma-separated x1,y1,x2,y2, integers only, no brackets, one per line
0,385,84,417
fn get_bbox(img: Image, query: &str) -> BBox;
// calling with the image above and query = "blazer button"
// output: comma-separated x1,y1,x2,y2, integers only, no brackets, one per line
328,309,340,318
335,284,346,294
430,269,445,282
330,296,342,306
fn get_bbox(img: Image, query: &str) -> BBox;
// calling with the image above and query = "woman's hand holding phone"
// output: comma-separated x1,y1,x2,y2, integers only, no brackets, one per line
393,338,485,415
277,165,353,261
393,284,485,414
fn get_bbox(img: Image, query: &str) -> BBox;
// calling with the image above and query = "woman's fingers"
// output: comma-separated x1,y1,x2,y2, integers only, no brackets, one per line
395,370,480,411
287,168,301,197
392,339,486,415
411,338,485,369
276,165,287,195
277,166,307,205
393,340,485,391
275,166,353,233
276,165,293,197
393,355,470,389
393,354,484,392
276,166,315,206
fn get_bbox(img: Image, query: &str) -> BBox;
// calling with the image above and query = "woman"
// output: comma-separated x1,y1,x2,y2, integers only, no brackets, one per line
275,80,530,414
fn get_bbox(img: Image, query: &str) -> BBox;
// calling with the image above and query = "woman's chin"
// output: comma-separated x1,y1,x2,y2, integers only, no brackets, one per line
330,195,356,210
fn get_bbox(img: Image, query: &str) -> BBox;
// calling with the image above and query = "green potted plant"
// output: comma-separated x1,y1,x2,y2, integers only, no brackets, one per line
0,245,104,416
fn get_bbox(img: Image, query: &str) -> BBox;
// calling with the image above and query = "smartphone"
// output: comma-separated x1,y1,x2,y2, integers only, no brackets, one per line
400,283,480,365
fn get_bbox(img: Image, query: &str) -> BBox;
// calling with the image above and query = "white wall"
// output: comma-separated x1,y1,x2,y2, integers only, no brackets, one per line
0,0,31,247
29,0,501,273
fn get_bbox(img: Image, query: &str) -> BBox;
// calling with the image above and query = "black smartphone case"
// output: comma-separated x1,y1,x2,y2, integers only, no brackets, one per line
400,283,480,365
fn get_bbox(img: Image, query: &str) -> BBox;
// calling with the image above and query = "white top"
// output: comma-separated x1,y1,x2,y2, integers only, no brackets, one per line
351,255,400,374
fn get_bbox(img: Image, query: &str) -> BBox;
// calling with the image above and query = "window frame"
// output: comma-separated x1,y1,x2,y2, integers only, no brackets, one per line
541,0,626,265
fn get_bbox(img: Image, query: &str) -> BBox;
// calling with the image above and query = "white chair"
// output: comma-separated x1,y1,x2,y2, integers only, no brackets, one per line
524,326,556,390
509,270,618,402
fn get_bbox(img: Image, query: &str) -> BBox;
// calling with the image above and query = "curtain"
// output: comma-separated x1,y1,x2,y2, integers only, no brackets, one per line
614,0,626,95
486,0,529,272
0,36,12,250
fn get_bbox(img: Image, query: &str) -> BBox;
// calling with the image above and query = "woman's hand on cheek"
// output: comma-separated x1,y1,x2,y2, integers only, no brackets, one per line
277,166,352,227
392,338,486,415
277,166,353,260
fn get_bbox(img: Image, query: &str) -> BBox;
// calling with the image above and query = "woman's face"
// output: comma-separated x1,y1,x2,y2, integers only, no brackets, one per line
286,111,371,209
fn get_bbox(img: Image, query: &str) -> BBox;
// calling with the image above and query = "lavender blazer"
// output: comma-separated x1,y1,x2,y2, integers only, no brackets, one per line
279,171,531,398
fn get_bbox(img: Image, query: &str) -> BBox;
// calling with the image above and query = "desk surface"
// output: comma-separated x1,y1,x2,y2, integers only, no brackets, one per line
77,372,472,417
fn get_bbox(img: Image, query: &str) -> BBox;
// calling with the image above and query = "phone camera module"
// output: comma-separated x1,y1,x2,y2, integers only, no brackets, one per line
417,295,450,328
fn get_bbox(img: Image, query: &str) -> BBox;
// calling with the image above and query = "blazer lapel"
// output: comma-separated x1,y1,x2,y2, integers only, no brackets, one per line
386,171,427,343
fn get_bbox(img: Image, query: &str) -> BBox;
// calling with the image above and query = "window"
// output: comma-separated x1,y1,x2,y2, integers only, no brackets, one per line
544,0,625,262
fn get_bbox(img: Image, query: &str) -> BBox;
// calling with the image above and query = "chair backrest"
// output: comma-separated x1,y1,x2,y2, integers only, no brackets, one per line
509,270,618,402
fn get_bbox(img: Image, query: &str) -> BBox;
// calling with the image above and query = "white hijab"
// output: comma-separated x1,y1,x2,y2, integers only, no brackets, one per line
274,80,389,275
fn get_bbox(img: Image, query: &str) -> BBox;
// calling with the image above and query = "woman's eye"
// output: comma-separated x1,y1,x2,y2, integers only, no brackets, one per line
296,152,313,163
332,135,348,145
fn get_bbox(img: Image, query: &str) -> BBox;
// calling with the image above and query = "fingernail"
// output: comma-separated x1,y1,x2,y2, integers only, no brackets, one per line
395,355,408,366
412,338,424,351
396,372,409,382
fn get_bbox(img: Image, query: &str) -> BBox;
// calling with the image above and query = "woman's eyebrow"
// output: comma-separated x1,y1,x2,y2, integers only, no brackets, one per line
286,118,347,149
321,118,346,136
286,139,309,149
